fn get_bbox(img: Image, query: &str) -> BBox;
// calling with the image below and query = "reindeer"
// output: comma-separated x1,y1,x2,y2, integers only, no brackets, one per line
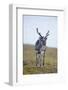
35,28,49,67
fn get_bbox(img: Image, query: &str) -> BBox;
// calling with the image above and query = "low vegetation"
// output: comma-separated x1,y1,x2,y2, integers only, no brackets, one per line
23,44,57,75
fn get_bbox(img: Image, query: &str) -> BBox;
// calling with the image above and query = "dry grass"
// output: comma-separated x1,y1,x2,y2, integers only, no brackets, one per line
23,44,57,75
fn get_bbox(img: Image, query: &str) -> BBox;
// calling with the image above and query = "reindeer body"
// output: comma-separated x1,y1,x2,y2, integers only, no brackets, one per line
35,28,49,67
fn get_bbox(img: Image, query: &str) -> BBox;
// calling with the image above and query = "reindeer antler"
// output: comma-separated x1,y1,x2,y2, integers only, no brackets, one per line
36,28,42,37
45,30,50,38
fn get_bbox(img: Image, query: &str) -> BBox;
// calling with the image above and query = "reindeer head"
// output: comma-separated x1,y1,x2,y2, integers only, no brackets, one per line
36,28,50,46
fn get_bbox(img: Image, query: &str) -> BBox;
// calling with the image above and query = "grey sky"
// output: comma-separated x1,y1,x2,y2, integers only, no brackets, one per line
23,15,57,48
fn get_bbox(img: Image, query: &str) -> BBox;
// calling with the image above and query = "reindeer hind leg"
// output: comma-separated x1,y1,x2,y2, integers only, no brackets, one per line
36,53,37,66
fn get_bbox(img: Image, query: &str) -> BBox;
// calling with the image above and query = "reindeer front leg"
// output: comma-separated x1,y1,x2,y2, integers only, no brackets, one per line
43,51,45,66
36,53,41,67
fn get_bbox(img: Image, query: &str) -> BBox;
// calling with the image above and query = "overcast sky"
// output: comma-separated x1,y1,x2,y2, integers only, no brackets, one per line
23,15,57,48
